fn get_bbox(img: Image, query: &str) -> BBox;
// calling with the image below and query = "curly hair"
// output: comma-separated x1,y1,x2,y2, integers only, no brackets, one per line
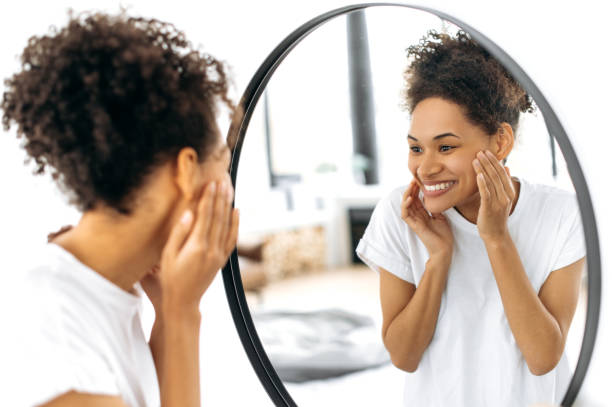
2,11,235,215
403,30,534,135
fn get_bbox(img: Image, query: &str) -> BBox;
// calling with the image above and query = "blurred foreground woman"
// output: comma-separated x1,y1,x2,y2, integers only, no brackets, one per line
1,11,239,407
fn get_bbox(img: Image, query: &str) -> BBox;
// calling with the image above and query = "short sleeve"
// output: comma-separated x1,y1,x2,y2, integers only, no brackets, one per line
6,279,120,407
355,188,415,284
551,197,586,271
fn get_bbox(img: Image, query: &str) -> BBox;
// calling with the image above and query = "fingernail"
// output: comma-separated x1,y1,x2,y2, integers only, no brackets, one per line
473,159,480,166
181,210,193,224
210,182,217,194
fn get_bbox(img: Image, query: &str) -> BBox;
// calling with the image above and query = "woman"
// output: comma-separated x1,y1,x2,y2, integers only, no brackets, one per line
1,12,239,407
356,31,585,406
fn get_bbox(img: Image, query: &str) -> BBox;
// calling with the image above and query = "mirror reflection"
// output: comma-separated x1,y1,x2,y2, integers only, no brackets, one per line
234,7,587,406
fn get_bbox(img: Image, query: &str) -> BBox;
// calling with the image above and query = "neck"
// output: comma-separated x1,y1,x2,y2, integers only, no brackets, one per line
52,209,169,293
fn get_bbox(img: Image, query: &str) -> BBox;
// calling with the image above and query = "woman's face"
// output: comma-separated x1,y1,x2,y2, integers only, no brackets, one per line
407,97,495,214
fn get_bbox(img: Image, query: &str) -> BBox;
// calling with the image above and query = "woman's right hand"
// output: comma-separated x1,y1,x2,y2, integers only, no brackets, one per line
159,181,239,312
401,179,453,258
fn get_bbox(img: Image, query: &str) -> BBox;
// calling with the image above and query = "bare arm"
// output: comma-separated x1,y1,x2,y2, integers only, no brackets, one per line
157,181,238,406
380,253,451,372
473,149,584,375
485,236,584,375
380,179,454,372
149,317,165,388
42,181,239,407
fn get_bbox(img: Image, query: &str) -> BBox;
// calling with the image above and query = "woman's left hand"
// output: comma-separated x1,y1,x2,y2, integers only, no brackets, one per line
472,149,516,242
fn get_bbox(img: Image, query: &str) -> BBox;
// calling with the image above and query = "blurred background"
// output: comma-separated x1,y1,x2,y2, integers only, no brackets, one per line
0,1,609,406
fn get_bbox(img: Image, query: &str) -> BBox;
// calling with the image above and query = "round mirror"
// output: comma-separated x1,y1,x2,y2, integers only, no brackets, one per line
223,4,600,407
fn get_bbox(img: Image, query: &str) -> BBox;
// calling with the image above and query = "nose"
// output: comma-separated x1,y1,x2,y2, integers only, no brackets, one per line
417,152,443,180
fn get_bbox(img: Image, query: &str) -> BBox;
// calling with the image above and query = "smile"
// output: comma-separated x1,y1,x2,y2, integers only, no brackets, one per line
423,181,456,192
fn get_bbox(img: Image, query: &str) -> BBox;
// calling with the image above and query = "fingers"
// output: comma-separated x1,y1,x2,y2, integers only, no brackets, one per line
476,171,490,204
208,182,231,244
484,150,514,198
401,180,417,219
191,182,217,242
473,151,502,200
402,178,431,228
401,195,412,220
163,210,194,257
218,183,233,244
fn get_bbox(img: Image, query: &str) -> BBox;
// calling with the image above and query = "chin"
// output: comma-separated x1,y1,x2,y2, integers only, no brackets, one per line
423,198,454,215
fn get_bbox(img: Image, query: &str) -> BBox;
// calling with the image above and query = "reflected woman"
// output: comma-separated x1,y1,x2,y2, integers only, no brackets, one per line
356,31,585,407
1,12,239,407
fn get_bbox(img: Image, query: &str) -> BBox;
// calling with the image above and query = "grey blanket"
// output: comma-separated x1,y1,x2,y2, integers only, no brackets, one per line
252,308,391,382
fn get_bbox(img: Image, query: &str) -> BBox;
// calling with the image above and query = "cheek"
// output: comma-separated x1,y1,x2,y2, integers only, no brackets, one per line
444,154,475,179
407,158,418,177
200,162,231,186
453,159,479,192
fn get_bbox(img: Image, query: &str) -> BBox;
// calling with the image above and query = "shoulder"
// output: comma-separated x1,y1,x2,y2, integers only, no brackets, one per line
519,178,578,216
3,245,121,405
13,244,113,347
374,184,409,217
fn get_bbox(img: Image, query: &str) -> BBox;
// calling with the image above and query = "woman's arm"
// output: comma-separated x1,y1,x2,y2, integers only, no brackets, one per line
473,150,584,375
485,236,584,375
149,317,165,388
380,181,454,372
156,181,238,406
380,253,451,372
43,182,239,407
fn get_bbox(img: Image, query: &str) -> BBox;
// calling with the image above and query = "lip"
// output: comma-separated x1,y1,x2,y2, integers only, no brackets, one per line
421,180,457,197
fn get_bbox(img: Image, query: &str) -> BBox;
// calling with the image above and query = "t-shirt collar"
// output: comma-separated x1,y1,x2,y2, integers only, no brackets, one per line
444,177,528,235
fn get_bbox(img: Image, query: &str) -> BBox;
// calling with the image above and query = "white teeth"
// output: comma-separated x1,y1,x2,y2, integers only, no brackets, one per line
424,181,455,192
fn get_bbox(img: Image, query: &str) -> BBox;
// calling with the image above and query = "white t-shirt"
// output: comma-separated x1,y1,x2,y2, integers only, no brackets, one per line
2,243,160,407
356,177,585,407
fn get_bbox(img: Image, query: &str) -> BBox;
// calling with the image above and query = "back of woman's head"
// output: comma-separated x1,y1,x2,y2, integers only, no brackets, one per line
2,11,234,215
403,30,534,135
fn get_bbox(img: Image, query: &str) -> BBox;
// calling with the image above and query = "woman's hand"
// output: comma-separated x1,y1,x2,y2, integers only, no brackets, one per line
159,181,239,312
401,179,453,257
472,150,515,242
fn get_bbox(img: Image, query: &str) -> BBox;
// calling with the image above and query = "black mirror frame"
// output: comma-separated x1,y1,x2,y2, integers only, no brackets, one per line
222,3,601,406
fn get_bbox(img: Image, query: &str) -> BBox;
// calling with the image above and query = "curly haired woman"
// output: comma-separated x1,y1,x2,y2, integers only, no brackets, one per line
356,31,585,406
2,12,239,407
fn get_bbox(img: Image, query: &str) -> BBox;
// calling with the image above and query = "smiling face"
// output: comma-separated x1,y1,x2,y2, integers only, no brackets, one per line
408,97,499,215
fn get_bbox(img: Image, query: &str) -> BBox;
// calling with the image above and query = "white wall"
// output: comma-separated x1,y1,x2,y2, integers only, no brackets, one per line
0,0,609,406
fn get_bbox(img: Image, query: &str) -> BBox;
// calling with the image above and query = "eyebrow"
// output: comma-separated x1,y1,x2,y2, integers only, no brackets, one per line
407,133,460,141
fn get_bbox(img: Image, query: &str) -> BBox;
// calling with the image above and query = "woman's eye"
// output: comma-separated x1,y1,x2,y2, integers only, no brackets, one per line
410,146,422,153
440,145,455,152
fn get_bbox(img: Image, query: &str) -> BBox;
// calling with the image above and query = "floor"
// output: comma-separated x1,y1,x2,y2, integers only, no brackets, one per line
243,264,590,406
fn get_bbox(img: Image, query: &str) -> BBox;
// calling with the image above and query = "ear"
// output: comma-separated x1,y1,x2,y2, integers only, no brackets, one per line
174,147,201,201
491,123,514,161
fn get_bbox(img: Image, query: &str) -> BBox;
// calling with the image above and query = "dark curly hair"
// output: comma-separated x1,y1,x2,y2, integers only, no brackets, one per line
2,11,235,215
403,30,535,135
